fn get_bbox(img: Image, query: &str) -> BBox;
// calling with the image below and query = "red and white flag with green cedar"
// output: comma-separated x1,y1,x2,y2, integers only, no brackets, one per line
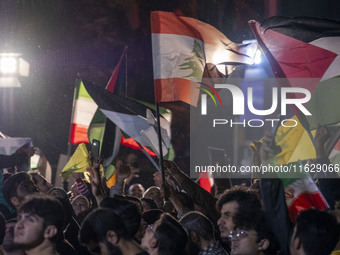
282,176,329,222
151,11,256,106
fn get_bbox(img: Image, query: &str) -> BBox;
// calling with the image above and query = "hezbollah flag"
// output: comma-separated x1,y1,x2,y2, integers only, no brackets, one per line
151,11,256,106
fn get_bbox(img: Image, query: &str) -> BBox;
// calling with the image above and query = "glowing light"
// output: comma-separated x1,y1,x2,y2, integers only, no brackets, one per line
254,49,262,64
0,56,18,74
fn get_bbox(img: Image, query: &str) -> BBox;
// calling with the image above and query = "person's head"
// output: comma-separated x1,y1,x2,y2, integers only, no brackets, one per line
100,197,141,238
141,197,158,211
141,213,188,255
128,183,145,198
3,172,39,210
80,208,128,255
14,194,65,250
71,195,90,216
290,209,340,255
143,186,163,207
28,170,53,194
230,209,279,255
2,218,25,254
217,187,262,238
47,187,68,200
179,211,215,254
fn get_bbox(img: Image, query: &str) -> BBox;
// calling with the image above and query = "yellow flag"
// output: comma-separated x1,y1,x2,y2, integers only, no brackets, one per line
61,143,91,178
274,116,316,165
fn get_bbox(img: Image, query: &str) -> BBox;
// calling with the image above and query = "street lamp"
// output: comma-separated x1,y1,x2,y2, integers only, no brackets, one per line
0,53,30,87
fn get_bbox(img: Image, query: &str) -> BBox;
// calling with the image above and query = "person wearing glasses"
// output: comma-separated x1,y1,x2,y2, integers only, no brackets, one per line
228,208,279,255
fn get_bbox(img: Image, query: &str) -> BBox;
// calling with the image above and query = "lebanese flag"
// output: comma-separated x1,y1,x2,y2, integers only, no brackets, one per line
151,11,256,106
249,17,340,130
282,177,329,222
69,80,98,144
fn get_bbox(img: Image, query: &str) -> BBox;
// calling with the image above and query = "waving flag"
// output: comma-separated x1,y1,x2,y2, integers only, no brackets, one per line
69,80,97,144
249,17,340,130
151,11,256,105
83,80,171,158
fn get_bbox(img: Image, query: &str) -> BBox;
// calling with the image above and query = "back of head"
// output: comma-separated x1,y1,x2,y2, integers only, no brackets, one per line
82,208,128,243
3,172,32,205
217,186,262,213
19,193,66,242
295,209,340,255
179,211,214,242
156,213,188,255
100,197,141,238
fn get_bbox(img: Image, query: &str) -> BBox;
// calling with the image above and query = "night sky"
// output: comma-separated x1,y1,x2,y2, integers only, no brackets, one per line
0,0,339,174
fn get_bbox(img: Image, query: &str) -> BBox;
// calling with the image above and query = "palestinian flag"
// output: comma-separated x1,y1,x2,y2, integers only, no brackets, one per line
69,80,97,144
151,11,256,106
249,17,340,130
82,80,171,158
282,175,329,222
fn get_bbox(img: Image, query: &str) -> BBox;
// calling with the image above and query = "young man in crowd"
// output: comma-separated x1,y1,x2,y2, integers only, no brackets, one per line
2,172,39,213
80,207,148,255
290,209,339,255
141,213,188,255
13,194,65,255
28,170,53,194
1,218,25,255
180,211,227,255
229,208,279,255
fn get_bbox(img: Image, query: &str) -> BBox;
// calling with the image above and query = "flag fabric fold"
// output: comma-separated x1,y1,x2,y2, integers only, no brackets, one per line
151,11,256,105
82,80,172,158
61,143,91,178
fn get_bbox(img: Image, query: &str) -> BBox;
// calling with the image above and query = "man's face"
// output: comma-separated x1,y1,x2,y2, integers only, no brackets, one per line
144,188,162,204
217,201,239,238
33,174,53,194
16,180,39,202
141,220,160,251
230,228,260,255
128,184,144,198
2,221,24,252
14,212,45,249
72,198,89,215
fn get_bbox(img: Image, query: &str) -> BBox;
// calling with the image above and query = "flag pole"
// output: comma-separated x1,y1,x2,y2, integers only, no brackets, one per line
156,102,166,184
134,140,161,172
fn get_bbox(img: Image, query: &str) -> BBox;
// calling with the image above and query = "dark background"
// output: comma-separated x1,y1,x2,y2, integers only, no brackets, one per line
0,0,339,174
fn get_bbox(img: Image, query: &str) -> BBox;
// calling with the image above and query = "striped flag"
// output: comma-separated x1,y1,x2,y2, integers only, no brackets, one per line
69,80,97,144
282,175,329,222
151,11,255,106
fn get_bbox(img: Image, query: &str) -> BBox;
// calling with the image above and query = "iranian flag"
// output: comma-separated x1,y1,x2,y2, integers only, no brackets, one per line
69,80,97,144
151,11,256,106
282,176,329,222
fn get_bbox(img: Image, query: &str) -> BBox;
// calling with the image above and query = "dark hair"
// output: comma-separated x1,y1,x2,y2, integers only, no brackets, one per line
179,211,214,242
141,197,158,210
155,213,188,255
233,208,279,255
80,208,128,243
295,209,340,255
3,172,32,205
19,194,66,242
100,197,141,238
175,192,195,211
0,212,5,245
142,209,163,225
216,186,262,213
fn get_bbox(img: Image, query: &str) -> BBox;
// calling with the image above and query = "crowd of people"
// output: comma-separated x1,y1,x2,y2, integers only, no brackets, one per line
0,125,339,255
